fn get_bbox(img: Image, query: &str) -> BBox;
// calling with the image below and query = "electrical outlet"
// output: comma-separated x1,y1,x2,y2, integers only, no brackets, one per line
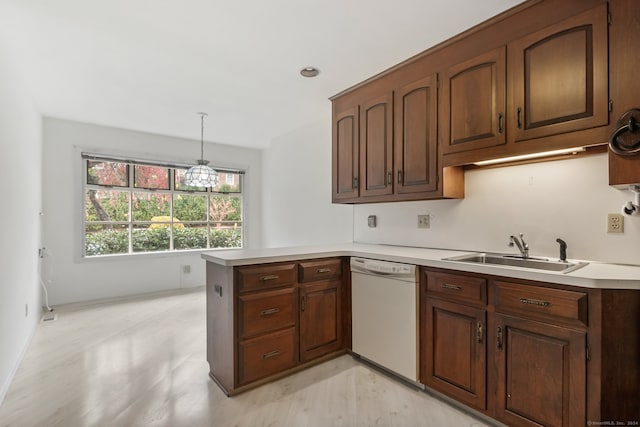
182,265,191,274
418,214,430,229
607,213,624,233
367,215,377,228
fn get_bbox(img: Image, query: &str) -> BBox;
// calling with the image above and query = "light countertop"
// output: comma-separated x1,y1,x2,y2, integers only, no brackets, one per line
201,243,640,290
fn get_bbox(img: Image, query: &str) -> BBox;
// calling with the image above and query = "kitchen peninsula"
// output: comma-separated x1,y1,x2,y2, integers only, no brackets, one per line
203,243,640,426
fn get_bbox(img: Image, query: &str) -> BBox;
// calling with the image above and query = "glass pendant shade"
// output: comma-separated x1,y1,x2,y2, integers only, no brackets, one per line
185,160,218,188
185,112,218,188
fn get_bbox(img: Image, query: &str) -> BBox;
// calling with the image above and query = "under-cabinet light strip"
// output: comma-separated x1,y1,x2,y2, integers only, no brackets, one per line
473,147,586,166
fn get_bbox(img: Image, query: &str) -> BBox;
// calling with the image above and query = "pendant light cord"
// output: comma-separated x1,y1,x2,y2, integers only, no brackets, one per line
198,112,208,162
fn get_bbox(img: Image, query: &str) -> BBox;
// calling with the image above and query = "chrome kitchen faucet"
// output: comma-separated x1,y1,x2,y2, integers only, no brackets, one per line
509,233,529,258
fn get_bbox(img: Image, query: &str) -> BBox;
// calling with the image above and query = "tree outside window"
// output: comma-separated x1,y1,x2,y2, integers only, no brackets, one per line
83,157,243,256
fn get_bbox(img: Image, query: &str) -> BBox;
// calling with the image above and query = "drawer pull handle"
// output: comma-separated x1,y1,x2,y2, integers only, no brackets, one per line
441,283,463,291
316,268,332,273
476,321,483,343
260,308,280,316
262,350,281,360
519,297,552,308
260,274,279,281
497,326,503,351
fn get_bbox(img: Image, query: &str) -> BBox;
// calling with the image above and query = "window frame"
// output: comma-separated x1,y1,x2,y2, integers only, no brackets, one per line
82,153,245,258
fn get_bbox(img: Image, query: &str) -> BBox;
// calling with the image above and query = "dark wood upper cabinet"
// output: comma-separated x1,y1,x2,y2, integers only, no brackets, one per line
332,0,616,199
331,75,463,204
440,47,506,154
441,3,609,166
395,74,438,194
332,104,359,202
360,92,394,198
608,0,640,187
508,3,609,144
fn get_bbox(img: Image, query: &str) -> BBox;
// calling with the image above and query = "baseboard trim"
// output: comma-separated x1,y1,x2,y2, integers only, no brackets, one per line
0,319,38,407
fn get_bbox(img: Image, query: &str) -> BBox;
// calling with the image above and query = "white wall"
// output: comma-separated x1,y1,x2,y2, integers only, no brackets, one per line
0,36,42,404
42,118,262,305
262,119,353,247
355,154,639,265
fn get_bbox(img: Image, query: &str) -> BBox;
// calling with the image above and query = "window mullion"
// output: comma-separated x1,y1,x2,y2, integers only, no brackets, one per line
169,192,174,251
128,178,133,254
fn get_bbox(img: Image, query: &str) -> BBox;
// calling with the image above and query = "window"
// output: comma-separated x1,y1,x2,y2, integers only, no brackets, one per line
83,155,243,257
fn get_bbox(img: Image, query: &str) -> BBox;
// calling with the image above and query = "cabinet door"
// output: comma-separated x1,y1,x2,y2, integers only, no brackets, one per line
507,3,608,144
422,298,487,411
441,47,506,154
299,280,342,362
360,92,394,198
394,74,438,194
608,0,640,188
493,314,586,427
332,104,360,202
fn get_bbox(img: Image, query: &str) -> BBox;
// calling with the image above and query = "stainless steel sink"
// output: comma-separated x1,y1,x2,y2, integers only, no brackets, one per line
443,253,588,273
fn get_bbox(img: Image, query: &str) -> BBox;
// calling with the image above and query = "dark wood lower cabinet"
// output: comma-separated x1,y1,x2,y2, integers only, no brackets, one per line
493,314,586,427
421,267,639,427
299,280,343,362
238,327,298,385
422,299,487,411
206,258,347,395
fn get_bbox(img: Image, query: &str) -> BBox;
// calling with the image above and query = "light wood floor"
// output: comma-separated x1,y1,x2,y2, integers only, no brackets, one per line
0,288,491,427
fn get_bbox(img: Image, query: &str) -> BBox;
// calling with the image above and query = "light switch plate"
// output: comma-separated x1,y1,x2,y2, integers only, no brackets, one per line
368,215,377,228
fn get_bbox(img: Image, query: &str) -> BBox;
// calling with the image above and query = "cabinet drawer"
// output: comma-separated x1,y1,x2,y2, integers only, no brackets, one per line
236,263,297,292
425,270,487,305
493,280,588,328
238,287,296,339
238,327,297,385
299,258,343,283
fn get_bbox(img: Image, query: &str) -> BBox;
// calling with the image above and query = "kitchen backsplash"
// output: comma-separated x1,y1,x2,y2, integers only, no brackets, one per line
354,153,639,265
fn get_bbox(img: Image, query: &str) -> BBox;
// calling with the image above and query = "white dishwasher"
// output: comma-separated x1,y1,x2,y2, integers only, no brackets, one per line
350,257,419,383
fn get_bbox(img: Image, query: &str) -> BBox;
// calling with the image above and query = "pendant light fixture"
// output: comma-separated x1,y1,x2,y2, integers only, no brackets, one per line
185,112,218,188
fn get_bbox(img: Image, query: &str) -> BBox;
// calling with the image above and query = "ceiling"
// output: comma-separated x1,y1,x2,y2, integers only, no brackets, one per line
1,0,524,149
